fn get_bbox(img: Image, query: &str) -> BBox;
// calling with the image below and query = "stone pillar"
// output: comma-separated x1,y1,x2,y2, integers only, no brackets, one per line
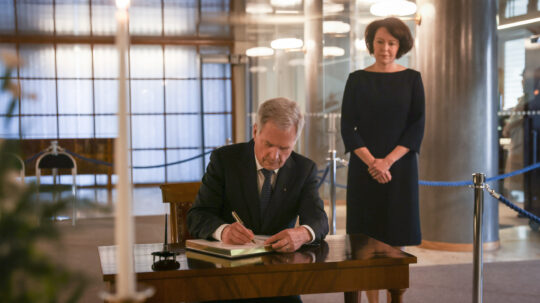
303,0,324,163
416,0,499,250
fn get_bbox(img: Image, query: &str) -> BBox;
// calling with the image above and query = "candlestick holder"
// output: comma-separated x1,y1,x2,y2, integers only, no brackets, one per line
100,286,155,303
151,213,180,271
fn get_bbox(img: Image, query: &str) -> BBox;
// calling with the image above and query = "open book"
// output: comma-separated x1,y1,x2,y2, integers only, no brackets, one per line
186,235,273,259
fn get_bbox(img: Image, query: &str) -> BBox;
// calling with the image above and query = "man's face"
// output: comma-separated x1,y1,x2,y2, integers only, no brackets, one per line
253,121,296,171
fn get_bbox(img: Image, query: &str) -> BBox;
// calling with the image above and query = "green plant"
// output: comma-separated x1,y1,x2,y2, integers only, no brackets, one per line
0,51,86,303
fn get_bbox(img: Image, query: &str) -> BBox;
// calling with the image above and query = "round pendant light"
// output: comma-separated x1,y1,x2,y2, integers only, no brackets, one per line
370,0,417,17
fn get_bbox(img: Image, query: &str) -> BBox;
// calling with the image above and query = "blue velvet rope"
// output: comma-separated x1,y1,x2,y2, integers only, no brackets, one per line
24,151,44,164
61,149,213,169
494,193,540,224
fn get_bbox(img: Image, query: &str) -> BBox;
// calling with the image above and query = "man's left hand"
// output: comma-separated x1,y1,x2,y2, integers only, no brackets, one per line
264,226,312,253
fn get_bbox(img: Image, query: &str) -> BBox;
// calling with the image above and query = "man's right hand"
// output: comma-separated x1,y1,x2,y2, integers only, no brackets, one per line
221,222,255,244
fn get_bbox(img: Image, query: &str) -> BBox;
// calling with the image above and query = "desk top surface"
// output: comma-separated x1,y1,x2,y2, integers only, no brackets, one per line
99,234,416,281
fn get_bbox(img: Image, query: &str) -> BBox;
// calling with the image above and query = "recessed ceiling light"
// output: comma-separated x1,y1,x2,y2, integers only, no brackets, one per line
246,3,273,14
323,2,344,14
271,0,302,8
323,21,351,34
249,66,268,73
271,38,304,50
323,46,345,57
370,0,417,17
246,47,275,57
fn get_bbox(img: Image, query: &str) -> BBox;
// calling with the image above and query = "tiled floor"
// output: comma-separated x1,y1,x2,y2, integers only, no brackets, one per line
72,187,540,267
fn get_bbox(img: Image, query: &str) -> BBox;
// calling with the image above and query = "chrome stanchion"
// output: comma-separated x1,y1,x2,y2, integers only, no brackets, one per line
327,113,337,235
329,150,337,235
472,173,485,303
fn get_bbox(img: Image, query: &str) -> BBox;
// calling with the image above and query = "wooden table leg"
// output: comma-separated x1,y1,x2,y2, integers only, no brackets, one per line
344,291,360,303
388,289,406,303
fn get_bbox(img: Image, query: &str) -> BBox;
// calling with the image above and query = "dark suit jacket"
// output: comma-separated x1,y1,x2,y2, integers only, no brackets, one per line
187,140,329,242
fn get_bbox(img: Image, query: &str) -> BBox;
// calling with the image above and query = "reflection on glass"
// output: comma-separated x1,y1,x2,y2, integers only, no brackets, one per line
164,46,198,78
95,80,118,114
56,45,92,78
17,0,54,33
95,115,118,138
164,0,197,35
0,116,19,138
91,1,116,35
19,45,56,78
165,80,200,113
200,0,230,36
0,44,17,72
58,80,93,114
21,116,57,139
20,80,56,115
132,150,165,183
204,114,230,147
93,45,119,78
130,45,163,78
0,1,15,33
131,115,164,148
166,115,201,148
202,64,230,78
131,80,164,113
203,79,231,112
166,149,203,182
130,0,162,35
55,0,90,35
59,115,93,138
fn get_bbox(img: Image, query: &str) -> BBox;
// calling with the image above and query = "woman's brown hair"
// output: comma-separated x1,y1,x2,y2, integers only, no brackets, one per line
364,17,414,59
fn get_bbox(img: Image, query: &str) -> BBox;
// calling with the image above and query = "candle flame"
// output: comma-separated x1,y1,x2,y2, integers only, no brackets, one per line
116,0,130,9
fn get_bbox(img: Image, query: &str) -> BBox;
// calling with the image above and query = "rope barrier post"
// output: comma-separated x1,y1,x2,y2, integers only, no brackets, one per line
472,173,485,303
327,113,337,235
329,149,337,235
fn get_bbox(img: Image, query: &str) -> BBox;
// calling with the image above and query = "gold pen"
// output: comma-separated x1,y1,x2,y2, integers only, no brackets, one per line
231,211,256,244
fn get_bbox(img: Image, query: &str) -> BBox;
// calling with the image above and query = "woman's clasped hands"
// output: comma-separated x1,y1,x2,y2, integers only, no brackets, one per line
368,158,393,184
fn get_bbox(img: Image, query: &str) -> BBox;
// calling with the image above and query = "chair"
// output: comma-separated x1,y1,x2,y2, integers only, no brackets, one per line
35,141,78,226
160,182,201,245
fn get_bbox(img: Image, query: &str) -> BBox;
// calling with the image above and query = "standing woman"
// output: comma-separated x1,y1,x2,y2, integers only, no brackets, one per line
341,17,425,302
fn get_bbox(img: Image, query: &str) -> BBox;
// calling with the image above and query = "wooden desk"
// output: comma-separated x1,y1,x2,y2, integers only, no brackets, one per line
99,234,416,303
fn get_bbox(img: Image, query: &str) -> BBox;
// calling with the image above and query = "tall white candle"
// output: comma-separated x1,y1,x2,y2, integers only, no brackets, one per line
114,1,135,298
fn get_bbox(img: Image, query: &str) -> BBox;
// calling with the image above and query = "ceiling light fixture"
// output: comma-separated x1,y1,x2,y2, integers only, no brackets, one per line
271,0,302,8
323,46,345,57
323,1,344,14
249,66,268,73
246,47,275,57
246,3,273,14
323,21,351,34
271,38,304,50
370,0,417,17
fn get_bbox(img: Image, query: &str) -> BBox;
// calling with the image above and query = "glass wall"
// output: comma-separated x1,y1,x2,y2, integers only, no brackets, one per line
0,0,233,186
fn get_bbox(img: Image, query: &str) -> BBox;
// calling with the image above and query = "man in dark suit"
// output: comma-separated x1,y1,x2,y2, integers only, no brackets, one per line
187,97,328,255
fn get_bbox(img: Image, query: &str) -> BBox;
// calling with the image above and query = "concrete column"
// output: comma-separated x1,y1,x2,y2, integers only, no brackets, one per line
303,0,324,162
416,0,499,249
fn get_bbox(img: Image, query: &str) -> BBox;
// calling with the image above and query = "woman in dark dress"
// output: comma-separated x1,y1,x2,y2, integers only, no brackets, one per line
340,17,425,302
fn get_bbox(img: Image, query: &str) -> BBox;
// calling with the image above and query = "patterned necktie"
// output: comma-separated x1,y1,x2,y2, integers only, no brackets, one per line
260,168,273,217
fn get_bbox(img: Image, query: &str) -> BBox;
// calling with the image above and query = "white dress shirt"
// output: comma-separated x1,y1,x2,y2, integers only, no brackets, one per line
212,151,315,243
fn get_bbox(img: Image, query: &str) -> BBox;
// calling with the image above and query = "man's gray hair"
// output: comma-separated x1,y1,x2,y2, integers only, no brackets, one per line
256,97,304,138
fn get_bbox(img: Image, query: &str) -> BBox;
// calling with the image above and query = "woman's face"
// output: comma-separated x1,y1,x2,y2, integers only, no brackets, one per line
372,27,400,65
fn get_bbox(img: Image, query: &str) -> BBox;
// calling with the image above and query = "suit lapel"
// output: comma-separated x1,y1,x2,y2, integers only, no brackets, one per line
261,155,295,232
240,141,262,232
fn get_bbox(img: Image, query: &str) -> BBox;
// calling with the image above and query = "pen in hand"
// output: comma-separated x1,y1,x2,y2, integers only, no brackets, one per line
231,211,256,244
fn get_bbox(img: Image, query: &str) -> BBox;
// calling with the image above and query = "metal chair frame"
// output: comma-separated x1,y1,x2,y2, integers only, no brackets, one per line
35,142,78,226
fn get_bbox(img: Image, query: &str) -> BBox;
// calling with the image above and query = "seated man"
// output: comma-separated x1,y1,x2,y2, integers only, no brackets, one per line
187,97,329,302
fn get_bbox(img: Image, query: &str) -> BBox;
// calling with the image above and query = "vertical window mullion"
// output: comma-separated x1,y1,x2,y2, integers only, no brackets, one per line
198,47,206,171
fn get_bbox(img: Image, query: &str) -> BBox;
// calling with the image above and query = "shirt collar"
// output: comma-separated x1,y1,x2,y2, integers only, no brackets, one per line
254,150,279,174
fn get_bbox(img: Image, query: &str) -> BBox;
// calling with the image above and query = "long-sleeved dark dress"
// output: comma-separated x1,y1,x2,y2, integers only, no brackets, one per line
340,69,425,246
